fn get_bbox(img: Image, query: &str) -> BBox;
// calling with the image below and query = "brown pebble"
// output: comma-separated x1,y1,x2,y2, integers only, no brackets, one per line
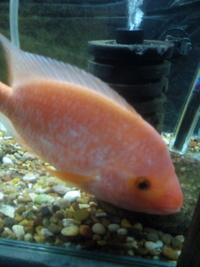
48,193,59,198
84,218,93,225
24,226,34,234
19,219,34,227
71,203,79,210
97,240,107,246
161,234,173,245
171,238,183,250
136,247,148,256
17,193,32,203
100,218,110,228
121,219,132,228
0,218,4,229
90,206,97,216
74,209,89,221
77,196,90,204
161,247,179,261
15,205,26,214
66,210,74,218
34,217,43,226
2,177,12,182
14,215,23,222
189,140,198,148
80,225,93,238
48,225,62,234
57,220,63,227
90,215,100,223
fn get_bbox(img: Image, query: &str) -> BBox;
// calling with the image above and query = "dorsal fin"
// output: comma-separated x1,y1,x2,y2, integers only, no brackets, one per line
0,33,138,115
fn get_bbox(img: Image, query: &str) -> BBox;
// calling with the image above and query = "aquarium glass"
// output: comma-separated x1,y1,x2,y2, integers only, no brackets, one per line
0,1,199,266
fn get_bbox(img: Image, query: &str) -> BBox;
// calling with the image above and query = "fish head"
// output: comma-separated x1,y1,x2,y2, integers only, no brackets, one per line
125,168,183,215
99,138,183,215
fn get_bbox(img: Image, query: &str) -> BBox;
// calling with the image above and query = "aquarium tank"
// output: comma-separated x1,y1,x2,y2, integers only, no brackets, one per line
0,0,199,267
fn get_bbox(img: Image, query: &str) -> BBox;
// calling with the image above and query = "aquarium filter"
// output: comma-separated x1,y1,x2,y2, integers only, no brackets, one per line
88,37,174,133
160,28,192,57
87,0,175,133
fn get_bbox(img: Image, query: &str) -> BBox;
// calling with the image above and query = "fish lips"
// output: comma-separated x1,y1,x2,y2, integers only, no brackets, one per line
152,187,183,215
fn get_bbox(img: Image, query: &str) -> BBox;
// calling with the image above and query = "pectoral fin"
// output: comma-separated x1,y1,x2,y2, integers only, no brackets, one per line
49,169,96,190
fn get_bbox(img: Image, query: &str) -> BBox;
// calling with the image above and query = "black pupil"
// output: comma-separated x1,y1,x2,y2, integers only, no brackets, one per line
138,180,149,190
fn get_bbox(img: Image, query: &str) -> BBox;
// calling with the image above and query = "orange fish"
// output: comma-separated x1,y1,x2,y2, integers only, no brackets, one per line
0,33,182,214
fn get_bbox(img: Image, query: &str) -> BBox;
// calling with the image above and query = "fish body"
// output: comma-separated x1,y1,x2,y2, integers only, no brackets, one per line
0,34,183,214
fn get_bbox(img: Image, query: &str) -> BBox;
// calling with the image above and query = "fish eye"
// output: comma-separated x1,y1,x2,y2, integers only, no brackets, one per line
135,177,150,190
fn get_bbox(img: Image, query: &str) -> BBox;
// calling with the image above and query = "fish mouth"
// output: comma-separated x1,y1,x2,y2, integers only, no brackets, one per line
153,193,183,215
143,206,181,215
156,207,181,215
155,177,183,215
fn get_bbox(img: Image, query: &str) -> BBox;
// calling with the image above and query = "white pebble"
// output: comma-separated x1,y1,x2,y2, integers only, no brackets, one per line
117,228,128,236
12,225,25,240
62,218,75,227
153,256,160,261
64,242,72,248
52,185,70,195
3,136,12,140
163,138,170,145
63,190,81,202
175,235,185,243
92,223,106,235
127,249,135,256
55,198,70,209
76,244,82,250
133,223,143,231
126,236,135,242
155,240,163,248
32,205,40,211
2,156,13,165
35,188,46,194
108,224,120,232
78,204,90,209
145,241,158,251
23,172,37,182
14,152,22,159
0,192,4,200
61,225,80,236
0,204,15,218
27,184,32,190
29,193,38,201
124,241,138,249
40,228,53,237
24,233,33,242
177,250,182,256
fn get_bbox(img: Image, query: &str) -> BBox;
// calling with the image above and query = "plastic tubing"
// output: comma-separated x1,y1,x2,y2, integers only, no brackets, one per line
9,0,20,47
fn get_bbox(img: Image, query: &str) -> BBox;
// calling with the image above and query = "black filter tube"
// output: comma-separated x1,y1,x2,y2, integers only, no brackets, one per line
116,28,144,45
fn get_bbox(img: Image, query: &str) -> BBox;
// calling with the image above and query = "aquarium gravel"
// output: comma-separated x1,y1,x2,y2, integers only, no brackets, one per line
0,131,192,264
162,133,200,160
